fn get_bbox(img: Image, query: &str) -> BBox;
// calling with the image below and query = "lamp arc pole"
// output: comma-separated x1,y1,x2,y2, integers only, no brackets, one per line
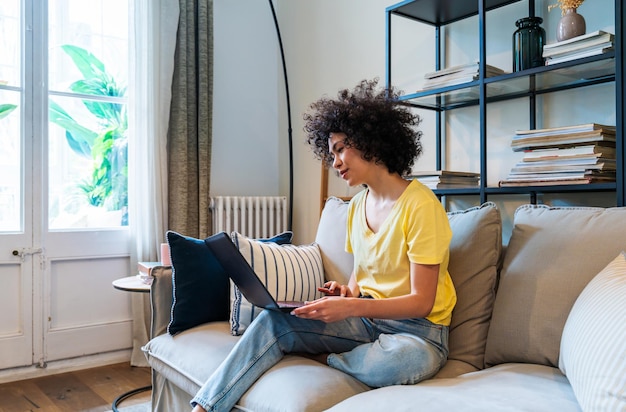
268,0,294,231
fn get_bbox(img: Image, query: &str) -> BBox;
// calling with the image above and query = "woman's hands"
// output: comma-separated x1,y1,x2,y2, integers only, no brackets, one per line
292,262,440,323
317,281,353,297
291,281,355,323
291,295,356,323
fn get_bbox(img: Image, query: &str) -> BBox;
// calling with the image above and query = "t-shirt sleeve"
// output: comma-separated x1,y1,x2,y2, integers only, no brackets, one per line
405,196,451,265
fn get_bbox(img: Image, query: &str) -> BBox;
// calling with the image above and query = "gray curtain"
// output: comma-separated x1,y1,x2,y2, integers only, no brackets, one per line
168,0,213,238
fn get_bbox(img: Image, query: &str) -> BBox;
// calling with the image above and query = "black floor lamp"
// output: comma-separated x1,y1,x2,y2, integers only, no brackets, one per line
268,0,294,231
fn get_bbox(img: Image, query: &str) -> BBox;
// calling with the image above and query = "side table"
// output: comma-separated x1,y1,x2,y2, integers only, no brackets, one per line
111,275,153,412
112,275,152,293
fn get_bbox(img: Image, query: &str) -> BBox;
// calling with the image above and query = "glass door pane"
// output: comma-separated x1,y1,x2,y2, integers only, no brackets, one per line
0,1,21,232
48,0,128,229
0,90,21,231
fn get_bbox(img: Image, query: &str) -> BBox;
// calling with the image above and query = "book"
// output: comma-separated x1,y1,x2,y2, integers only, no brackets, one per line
499,176,615,187
406,170,480,179
514,123,615,137
517,155,615,165
545,46,613,65
543,41,614,59
423,62,506,79
422,74,479,90
407,170,480,188
416,175,480,182
521,144,616,161
501,169,614,180
420,182,480,190
508,161,615,174
421,62,506,90
511,124,616,151
543,30,614,51
408,170,481,178
138,261,165,275
511,132,616,151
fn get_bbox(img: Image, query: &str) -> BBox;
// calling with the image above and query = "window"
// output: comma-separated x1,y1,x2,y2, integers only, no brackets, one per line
0,1,20,231
0,0,129,231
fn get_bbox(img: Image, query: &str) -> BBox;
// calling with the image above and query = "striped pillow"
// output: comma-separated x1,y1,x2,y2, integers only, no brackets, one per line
559,251,626,411
229,232,325,335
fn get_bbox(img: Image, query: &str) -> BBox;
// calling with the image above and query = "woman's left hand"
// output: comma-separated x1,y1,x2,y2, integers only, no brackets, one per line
291,296,355,323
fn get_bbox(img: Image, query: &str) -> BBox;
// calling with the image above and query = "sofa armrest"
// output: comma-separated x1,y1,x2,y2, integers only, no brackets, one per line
149,265,173,338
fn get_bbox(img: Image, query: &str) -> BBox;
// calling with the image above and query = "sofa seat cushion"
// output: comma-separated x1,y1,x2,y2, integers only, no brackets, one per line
143,321,370,411
326,363,580,412
143,321,238,395
238,355,370,412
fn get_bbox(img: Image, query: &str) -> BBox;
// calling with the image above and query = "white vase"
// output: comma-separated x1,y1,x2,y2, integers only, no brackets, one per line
556,8,586,42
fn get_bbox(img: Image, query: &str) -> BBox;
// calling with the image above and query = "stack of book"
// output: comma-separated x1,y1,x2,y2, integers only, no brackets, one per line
421,62,506,90
137,261,165,285
407,170,481,189
543,30,614,66
500,123,616,187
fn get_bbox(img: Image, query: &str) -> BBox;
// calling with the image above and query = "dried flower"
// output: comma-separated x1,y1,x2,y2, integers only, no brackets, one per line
548,0,585,15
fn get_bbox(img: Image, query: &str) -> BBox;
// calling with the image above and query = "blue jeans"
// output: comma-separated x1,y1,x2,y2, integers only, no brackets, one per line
191,310,449,411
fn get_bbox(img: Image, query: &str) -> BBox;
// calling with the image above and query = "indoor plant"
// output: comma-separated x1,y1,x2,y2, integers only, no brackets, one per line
48,45,128,224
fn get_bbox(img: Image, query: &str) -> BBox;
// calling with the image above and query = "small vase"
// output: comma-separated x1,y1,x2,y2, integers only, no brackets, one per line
556,8,586,42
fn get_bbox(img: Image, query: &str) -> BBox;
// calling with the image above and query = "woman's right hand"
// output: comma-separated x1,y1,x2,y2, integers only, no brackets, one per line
317,281,352,297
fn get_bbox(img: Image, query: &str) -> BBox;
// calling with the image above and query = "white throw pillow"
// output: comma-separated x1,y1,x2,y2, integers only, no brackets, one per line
559,251,626,411
229,232,324,335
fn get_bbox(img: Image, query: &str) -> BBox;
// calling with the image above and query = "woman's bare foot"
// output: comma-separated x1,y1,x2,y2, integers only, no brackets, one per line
192,405,207,412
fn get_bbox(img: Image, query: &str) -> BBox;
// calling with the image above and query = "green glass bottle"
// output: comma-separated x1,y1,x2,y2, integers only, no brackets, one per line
512,17,546,71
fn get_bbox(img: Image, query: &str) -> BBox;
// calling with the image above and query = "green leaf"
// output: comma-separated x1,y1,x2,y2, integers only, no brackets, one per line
64,130,90,158
0,103,17,121
61,45,107,83
48,99,97,158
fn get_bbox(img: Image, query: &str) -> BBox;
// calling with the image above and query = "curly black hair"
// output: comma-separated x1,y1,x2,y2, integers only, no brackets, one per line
303,78,422,176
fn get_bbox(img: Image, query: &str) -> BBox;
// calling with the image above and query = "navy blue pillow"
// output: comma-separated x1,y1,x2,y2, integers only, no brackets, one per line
166,230,293,335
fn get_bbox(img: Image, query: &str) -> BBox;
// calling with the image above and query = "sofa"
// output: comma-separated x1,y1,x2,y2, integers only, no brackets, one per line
142,197,626,411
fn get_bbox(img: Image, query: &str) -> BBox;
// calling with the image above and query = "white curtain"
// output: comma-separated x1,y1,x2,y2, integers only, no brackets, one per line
127,0,179,367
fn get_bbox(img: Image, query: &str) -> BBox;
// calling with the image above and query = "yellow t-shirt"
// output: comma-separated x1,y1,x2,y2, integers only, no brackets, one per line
346,179,457,326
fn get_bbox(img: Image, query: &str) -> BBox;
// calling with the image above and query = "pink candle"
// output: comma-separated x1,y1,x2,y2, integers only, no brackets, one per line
160,243,171,265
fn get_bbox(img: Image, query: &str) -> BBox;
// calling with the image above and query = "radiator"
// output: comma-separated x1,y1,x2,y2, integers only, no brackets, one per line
210,196,288,238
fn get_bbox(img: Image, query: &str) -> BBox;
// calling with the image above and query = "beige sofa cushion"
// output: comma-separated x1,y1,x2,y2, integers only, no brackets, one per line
485,205,626,368
315,196,353,286
327,363,579,412
316,198,502,374
442,202,501,373
143,322,370,411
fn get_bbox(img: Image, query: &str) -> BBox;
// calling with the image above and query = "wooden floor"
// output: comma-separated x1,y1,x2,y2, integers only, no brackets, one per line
0,362,152,412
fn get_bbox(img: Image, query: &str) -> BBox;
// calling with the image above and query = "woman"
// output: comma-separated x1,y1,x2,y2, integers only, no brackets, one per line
191,78,456,412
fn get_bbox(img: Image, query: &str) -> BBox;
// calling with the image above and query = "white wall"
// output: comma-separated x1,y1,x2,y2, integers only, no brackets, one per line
211,0,281,197
212,0,617,244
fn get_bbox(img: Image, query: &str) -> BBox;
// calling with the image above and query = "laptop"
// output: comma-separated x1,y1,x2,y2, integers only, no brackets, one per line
204,232,305,313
